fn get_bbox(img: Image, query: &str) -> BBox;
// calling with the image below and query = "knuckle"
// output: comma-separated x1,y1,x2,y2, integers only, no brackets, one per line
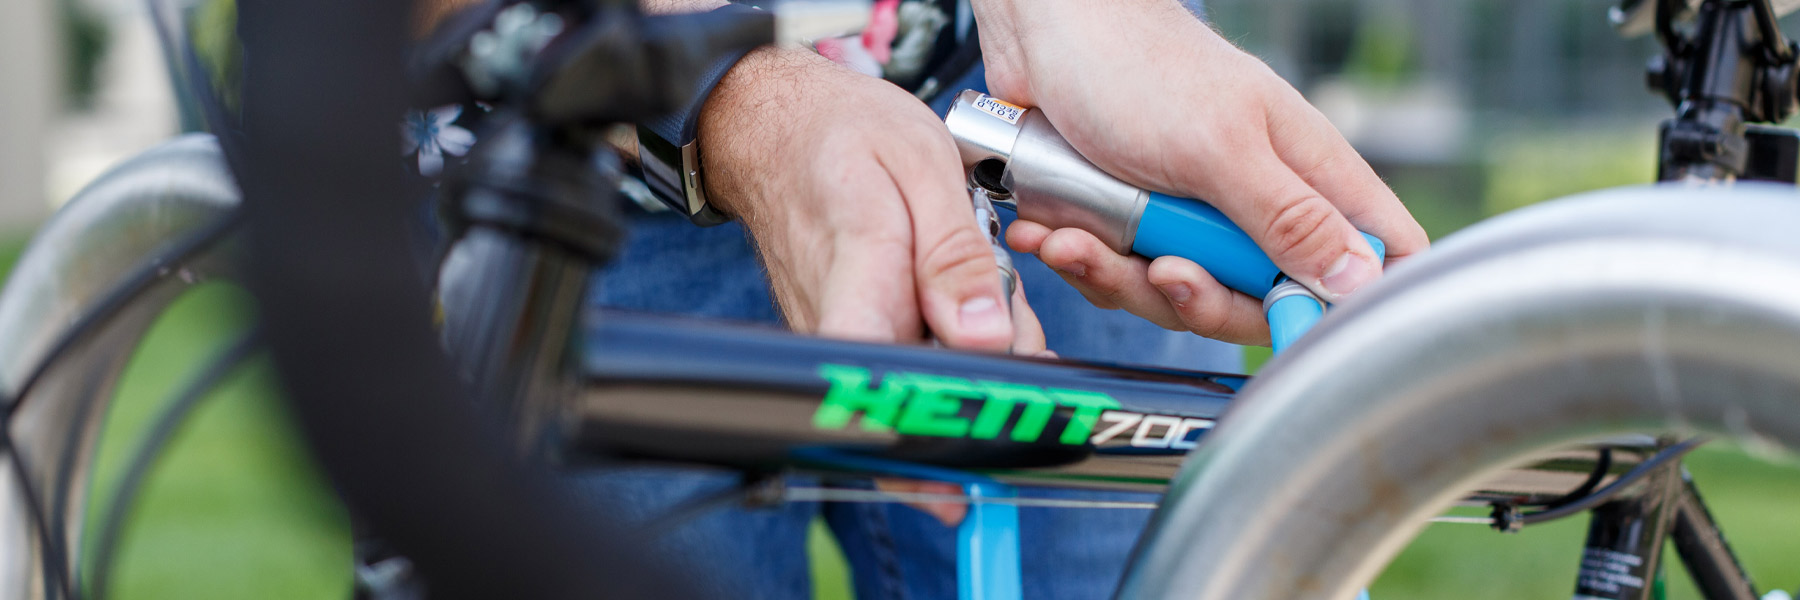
1291,151,1342,184
916,224,996,282
851,227,911,258
1259,194,1337,262
1182,301,1234,340
1090,274,1134,307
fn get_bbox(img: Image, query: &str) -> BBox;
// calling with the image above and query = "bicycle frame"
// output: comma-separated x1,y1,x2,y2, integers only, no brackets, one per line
3,1,1796,600
0,140,1678,599
568,311,1648,499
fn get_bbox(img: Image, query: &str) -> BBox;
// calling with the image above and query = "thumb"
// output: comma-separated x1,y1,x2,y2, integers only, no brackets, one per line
899,160,1014,352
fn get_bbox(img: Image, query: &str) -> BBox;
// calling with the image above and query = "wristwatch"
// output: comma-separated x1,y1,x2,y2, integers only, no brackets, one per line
635,5,758,227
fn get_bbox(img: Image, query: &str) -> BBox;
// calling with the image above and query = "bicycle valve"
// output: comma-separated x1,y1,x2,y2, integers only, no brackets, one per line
921,186,1017,352
944,89,1383,299
971,186,1018,308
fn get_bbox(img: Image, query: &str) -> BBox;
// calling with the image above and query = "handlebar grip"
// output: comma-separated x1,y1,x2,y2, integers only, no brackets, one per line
1133,193,1386,299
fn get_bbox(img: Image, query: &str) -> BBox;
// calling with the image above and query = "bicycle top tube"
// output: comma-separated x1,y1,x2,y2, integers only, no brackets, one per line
571,310,1654,497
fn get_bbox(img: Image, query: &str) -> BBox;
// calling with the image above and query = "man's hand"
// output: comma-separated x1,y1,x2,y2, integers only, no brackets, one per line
972,0,1430,346
702,48,1047,526
700,47,1046,353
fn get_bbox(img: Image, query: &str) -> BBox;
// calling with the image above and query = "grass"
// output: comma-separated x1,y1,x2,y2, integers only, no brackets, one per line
1372,446,1800,599
79,283,352,600
801,445,1800,599
0,227,350,599
36,264,1800,600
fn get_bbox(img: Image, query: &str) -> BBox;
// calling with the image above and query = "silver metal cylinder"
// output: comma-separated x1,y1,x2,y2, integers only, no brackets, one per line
945,90,1149,254
970,187,1017,304
1117,184,1800,600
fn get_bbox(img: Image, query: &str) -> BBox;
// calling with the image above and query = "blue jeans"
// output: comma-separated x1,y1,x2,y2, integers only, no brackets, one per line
587,214,1240,600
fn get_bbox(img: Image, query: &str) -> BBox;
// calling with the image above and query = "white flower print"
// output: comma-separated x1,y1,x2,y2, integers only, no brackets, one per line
401,105,476,176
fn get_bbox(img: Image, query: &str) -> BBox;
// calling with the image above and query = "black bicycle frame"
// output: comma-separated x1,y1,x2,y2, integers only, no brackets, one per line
408,1,1789,598
1574,460,1757,600
562,311,1658,500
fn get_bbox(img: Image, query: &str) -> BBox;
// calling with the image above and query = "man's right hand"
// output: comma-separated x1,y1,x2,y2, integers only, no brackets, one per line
697,46,1047,354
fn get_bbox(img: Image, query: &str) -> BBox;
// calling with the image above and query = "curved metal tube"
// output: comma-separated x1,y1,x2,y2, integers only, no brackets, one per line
1119,184,1800,600
0,135,240,599
0,135,239,397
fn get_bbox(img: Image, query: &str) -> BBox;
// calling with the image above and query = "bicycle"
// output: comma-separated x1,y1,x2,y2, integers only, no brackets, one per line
4,0,1800,599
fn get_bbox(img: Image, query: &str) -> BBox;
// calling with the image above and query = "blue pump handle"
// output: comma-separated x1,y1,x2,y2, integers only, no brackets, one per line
1132,193,1385,298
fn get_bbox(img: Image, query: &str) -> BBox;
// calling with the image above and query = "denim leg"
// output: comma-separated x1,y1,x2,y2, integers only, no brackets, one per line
570,467,820,600
1015,489,1161,600
590,208,1243,600
824,483,958,600
824,486,1162,600
584,214,815,597
592,213,782,324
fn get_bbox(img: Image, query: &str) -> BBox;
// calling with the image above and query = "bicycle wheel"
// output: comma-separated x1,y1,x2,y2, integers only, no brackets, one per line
231,0,717,596
0,135,249,599
1121,184,1800,600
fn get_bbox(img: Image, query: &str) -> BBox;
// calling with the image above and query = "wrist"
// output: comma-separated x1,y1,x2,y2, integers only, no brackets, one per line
632,0,763,224
694,46,834,217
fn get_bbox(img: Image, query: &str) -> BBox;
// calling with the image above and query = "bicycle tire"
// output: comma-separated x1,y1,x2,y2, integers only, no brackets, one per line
1120,184,1800,600
233,0,699,598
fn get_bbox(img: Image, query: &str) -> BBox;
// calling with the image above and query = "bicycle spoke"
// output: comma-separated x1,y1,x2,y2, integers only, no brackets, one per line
83,329,260,600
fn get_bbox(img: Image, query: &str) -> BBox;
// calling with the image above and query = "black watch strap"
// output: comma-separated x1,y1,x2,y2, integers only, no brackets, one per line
637,4,760,226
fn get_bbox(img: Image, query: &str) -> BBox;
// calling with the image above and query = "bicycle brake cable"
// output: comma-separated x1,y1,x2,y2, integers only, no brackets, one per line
782,487,1535,526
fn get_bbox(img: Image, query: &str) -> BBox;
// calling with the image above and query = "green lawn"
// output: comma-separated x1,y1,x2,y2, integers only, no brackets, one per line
1372,446,1800,600
80,284,352,600
0,229,350,599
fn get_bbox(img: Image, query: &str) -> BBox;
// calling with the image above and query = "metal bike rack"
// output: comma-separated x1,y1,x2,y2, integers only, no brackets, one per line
0,134,240,600
1119,184,1800,600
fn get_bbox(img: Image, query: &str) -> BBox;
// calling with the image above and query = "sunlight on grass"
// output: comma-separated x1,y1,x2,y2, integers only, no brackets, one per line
80,284,352,600
1375,445,1800,599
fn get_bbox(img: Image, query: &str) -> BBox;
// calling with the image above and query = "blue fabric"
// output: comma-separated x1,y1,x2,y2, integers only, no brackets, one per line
586,48,1237,600
584,210,1239,599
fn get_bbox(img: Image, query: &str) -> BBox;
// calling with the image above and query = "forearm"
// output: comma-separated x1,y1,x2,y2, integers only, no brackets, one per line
415,0,727,34
640,0,727,14
967,0,1214,101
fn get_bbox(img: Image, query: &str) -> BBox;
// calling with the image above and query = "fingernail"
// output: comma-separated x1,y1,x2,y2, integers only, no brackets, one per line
1319,251,1379,299
959,296,1009,336
1158,283,1192,304
1061,261,1089,278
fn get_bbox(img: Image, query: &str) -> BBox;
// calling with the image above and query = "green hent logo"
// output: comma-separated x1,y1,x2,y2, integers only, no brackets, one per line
810,364,1122,445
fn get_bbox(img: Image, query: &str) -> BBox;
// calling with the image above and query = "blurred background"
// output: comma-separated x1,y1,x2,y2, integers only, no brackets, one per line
0,0,1794,598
